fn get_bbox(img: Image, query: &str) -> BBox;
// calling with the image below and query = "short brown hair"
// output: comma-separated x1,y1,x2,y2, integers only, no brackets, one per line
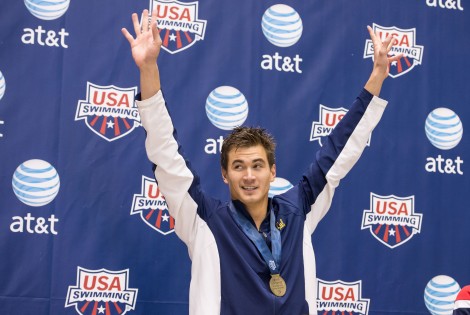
220,126,276,170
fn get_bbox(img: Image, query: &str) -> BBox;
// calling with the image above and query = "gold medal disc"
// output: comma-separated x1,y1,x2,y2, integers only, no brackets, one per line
269,274,287,297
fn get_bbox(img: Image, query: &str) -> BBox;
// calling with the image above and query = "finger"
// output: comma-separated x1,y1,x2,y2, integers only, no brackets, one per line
367,25,376,41
121,28,134,44
132,13,140,36
142,9,149,32
151,19,161,43
382,35,394,54
151,7,159,21
385,35,395,52
388,54,403,62
149,8,158,31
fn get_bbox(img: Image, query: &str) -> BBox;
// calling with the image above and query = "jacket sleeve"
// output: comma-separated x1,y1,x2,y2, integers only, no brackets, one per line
301,88,388,233
136,91,210,250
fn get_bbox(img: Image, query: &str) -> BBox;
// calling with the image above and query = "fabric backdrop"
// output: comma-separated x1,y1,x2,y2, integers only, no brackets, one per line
0,0,468,314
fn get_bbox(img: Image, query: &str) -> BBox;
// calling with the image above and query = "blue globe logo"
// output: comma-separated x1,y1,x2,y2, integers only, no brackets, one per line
12,159,60,207
261,4,303,47
205,86,249,130
24,0,70,20
269,177,293,197
0,70,5,101
424,275,460,315
425,108,463,150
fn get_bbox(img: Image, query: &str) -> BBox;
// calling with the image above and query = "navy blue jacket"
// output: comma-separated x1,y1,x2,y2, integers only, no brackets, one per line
136,89,388,315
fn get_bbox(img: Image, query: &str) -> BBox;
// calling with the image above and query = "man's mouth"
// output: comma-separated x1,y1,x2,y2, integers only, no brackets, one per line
242,186,257,191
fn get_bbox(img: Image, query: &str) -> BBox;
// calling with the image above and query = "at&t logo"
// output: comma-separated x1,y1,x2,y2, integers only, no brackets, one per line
10,159,60,234
25,0,70,20
361,193,422,248
151,0,207,54
0,70,5,101
0,70,5,139
426,0,463,11
65,267,138,315
364,24,423,78
425,107,464,175
268,177,293,197
424,275,460,315
75,82,140,142
260,4,303,74
131,176,175,235
316,279,370,314
204,86,249,154
22,0,70,48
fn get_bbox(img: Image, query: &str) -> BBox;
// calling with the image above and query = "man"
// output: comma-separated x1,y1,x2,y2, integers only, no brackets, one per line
122,8,399,315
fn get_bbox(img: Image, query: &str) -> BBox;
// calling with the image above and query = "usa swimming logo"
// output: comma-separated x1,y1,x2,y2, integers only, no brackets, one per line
150,0,207,54
131,176,175,235
317,279,370,314
65,267,138,315
364,24,424,78
75,82,140,142
361,193,423,249
310,105,371,146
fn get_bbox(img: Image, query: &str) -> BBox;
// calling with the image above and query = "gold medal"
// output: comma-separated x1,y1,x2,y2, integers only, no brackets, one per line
269,274,287,297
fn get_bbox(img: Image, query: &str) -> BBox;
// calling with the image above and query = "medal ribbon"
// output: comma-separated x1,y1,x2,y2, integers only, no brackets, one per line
229,202,282,274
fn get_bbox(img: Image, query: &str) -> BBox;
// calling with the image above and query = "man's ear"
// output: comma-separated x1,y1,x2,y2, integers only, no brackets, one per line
221,168,228,184
270,164,276,182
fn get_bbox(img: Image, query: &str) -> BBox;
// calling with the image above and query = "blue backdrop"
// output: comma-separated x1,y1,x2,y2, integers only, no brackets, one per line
0,0,468,314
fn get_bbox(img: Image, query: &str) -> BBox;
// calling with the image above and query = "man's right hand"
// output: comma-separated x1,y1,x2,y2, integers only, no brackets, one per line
122,8,162,100
121,9,162,70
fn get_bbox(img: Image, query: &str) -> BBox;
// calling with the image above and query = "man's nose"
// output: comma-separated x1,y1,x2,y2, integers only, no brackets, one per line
243,168,255,180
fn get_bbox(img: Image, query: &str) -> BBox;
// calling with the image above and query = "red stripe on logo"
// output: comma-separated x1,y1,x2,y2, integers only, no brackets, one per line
383,225,390,243
146,209,155,221
81,301,91,313
114,117,121,136
122,118,131,130
113,301,123,314
91,301,98,315
155,209,163,228
395,225,402,243
374,224,382,235
184,31,192,43
90,116,99,126
100,117,107,135
176,31,182,49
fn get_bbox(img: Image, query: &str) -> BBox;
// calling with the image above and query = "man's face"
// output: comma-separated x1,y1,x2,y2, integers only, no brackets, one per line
221,145,276,210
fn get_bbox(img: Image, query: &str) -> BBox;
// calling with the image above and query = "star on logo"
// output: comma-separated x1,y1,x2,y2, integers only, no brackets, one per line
162,213,170,222
169,33,177,41
106,120,115,128
97,305,106,314
388,228,396,236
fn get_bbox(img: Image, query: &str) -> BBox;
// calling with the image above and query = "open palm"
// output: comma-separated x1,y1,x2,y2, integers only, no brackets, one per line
122,9,162,68
367,25,401,79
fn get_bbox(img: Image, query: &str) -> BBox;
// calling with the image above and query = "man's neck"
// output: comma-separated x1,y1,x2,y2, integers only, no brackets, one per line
246,202,268,231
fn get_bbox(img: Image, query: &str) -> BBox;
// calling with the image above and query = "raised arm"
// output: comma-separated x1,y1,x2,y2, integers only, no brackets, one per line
121,10,207,247
301,27,400,233
121,9,162,100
